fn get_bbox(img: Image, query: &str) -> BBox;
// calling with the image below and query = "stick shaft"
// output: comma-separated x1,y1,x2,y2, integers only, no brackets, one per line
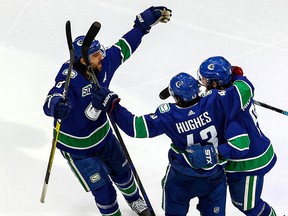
40,21,74,203
40,120,61,203
254,100,288,116
81,22,155,215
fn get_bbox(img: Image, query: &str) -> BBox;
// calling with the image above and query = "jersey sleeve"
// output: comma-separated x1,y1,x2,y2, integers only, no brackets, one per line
218,118,250,159
100,27,145,85
111,103,166,138
219,76,254,120
114,27,145,62
233,76,254,109
106,27,145,65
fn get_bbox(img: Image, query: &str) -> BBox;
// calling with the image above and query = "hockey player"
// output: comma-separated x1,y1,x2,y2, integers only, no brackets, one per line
43,6,171,216
198,56,277,216
91,72,254,216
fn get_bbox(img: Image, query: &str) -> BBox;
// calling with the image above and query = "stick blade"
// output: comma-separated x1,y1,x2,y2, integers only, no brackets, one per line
81,21,101,65
159,87,170,99
65,21,73,50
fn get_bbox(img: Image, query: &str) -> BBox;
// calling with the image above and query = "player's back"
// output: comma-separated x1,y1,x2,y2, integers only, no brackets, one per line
224,98,277,179
162,91,227,149
158,90,229,177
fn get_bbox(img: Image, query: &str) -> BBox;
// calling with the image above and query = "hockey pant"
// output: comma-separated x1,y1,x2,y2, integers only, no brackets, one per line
228,175,276,216
61,134,141,216
162,164,227,216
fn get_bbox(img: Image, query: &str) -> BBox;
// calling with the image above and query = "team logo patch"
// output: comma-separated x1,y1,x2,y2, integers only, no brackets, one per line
158,103,170,113
77,39,83,46
214,207,220,213
90,173,101,183
85,103,101,121
82,84,92,97
62,68,78,78
208,63,215,70
175,81,181,87
201,90,212,97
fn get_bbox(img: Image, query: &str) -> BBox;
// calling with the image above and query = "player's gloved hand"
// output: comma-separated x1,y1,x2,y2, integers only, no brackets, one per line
53,98,72,120
186,144,218,169
232,66,243,76
92,87,121,114
134,6,172,34
156,6,172,23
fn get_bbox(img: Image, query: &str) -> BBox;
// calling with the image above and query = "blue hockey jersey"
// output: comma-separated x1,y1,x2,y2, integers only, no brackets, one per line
110,79,254,177
218,76,277,179
43,27,145,155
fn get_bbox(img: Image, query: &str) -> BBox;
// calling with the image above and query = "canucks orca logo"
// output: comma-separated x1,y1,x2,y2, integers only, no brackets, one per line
85,103,101,121
62,69,78,78
158,103,170,113
175,81,181,87
208,63,215,70
76,39,83,46
202,90,212,97
90,173,101,183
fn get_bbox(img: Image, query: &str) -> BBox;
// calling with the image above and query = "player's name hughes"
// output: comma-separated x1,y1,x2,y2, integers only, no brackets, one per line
175,111,212,133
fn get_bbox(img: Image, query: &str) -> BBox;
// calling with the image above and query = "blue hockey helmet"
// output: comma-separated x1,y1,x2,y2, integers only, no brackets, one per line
168,72,199,102
198,56,232,86
72,35,104,63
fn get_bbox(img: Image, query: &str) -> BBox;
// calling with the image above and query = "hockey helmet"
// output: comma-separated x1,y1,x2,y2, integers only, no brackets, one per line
72,35,105,63
168,72,199,102
198,56,232,86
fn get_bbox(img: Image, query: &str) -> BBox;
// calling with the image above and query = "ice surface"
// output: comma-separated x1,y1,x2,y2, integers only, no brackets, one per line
1,0,287,215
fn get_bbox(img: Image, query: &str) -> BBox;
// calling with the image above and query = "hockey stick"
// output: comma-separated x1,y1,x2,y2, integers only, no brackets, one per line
159,87,288,116
159,86,169,100
40,20,74,203
81,22,156,216
254,100,288,116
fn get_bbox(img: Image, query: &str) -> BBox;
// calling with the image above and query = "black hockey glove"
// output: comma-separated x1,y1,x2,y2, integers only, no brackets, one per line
134,6,172,34
53,98,72,120
92,87,120,114
186,144,218,169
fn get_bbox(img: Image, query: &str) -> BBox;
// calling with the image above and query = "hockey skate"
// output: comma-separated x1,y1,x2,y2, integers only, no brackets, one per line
129,198,151,216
